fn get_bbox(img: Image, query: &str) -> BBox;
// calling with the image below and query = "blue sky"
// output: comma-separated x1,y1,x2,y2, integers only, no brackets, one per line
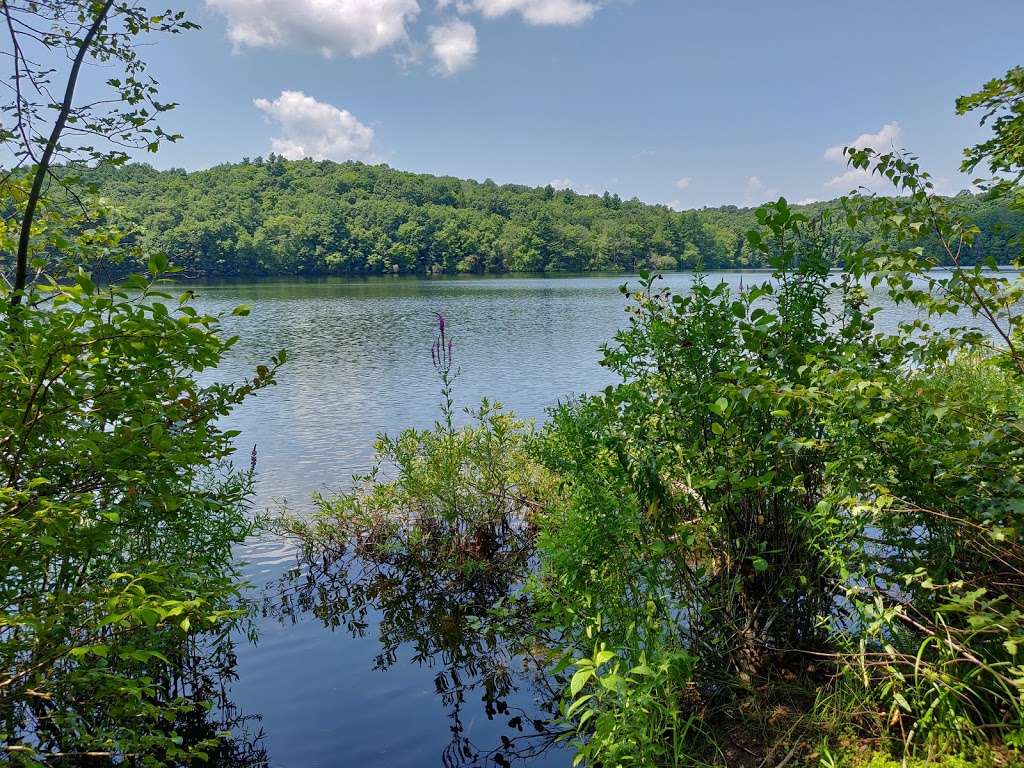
133,0,1024,208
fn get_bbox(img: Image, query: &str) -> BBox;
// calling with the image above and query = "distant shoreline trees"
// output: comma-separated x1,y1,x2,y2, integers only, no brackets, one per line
71,158,1024,279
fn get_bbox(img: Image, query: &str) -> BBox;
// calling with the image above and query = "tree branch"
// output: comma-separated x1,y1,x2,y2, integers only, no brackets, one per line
10,0,114,307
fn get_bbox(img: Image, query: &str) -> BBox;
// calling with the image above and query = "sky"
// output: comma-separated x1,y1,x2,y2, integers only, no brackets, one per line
119,0,1024,209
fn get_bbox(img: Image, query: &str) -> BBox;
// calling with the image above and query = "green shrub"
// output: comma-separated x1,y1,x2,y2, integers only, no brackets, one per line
301,398,548,572
533,203,882,763
538,177,1024,763
296,67,1024,768
0,241,283,762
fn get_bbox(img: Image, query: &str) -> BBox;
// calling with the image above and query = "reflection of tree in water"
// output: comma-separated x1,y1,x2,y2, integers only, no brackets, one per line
41,635,269,768
173,637,270,768
267,528,567,767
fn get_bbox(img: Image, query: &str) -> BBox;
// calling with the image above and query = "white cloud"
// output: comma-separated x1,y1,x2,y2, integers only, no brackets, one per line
824,121,902,162
440,0,597,25
824,167,874,191
832,174,967,198
666,199,684,211
819,121,905,194
548,178,595,194
548,178,575,189
745,175,779,205
206,0,420,58
429,19,478,75
795,197,819,206
674,176,692,190
929,177,953,197
824,164,928,195
253,91,376,161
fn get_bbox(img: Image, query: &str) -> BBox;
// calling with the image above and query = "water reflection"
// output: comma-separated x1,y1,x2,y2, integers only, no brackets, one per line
264,530,566,767
35,635,269,768
176,638,270,768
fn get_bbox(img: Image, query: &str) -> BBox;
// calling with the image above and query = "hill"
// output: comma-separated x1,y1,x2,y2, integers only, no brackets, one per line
78,156,1023,277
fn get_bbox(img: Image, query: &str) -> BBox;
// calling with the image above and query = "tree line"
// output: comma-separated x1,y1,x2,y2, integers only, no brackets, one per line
74,157,1024,278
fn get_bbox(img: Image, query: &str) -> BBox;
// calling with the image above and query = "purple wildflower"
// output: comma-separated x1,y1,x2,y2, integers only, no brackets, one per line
431,312,454,375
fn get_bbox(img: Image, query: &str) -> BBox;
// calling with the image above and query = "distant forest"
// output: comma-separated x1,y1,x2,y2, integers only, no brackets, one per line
75,156,1024,277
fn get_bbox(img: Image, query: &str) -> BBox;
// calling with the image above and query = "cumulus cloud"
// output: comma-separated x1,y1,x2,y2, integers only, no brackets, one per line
819,121,906,193
796,197,819,206
824,163,911,193
253,91,376,161
666,199,684,211
745,175,779,205
206,0,420,58
429,19,478,75
929,177,959,197
824,121,902,162
440,0,597,25
674,176,692,190
548,178,596,194
548,178,575,190
824,165,927,195
824,167,874,190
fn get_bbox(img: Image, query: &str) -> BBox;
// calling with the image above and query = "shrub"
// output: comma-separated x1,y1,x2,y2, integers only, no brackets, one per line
0,249,284,763
534,204,881,762
539,161,1024,762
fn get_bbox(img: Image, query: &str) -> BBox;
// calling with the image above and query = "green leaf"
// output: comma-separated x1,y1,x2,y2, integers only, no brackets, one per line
565,693,594,717
599,673,625,691
570,667,594,696
893,692,912,713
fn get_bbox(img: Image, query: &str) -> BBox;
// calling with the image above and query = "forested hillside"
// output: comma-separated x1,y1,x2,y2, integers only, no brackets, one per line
80,156,1023,277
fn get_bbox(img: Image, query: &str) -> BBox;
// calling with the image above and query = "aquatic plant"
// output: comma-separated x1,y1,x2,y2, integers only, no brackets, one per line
433,312,459,433
284,316,567,765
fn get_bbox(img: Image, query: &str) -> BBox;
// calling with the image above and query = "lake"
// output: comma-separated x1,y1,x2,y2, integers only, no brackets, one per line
189,271,976,768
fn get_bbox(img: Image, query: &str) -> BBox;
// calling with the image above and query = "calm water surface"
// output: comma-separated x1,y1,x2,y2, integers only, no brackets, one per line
190,271,969,767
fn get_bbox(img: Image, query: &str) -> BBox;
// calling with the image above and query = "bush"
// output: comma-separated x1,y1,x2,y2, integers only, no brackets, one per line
0,252,284,763
300,398,547,574
296,68,1024,767
534,204,880,763
538,183,1024,763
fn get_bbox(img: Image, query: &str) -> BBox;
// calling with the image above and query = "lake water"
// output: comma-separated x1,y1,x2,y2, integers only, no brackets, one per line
189,271,983,767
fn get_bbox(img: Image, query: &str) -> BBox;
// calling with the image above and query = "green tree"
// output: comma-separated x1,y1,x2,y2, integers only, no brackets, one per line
1,0,195,304
0,2,285,763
